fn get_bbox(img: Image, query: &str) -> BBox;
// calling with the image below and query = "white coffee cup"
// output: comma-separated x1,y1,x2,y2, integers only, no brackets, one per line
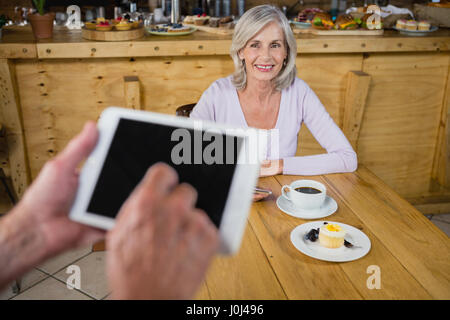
281,179,326,210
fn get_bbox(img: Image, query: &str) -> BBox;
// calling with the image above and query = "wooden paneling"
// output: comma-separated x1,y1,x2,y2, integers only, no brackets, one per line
359,52,449,198
295,53,363,156
0,58,30,197
123,75,142,110
343,71,371,151
431,59,450,188
14,56,235,179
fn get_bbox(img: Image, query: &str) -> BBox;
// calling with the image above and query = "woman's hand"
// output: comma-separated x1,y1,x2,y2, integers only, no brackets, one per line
253,192,270,202
259,159,283,177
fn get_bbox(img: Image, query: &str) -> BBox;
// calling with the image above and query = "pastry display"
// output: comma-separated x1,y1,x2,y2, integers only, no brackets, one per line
84,16,141,32
395,18,434,32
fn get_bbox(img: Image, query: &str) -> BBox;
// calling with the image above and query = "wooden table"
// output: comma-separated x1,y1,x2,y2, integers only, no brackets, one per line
195,166,450,300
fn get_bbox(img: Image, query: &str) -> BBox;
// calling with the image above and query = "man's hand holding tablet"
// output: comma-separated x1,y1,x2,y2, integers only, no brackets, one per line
107,163,219,299
70,107,263,254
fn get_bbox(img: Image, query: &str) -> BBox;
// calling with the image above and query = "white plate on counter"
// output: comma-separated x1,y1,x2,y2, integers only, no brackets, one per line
289,20,311,29
394,26,438,36
146,26,197,36
290,221,371,262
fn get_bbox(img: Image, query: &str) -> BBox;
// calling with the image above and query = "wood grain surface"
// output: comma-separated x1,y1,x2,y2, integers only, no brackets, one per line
196,168,449,299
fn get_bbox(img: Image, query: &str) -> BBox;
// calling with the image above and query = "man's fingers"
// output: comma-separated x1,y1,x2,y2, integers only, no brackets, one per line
115,163,179,223
137,163,179,198
166,183,198,215
56,121,98,171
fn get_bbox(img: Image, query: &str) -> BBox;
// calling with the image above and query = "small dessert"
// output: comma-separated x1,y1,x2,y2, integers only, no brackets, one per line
167,23,191,33
219,16,234,29
84,20,96,30
209,17,220,28
183,15,195,24
194,13,209,26
96,21,113,31
405,20,417,31
318,223,346,249
115,20,132,31
151,23,191,33
396,19,407,29
418,20,431,31
112,16,124,25
131,20,140,29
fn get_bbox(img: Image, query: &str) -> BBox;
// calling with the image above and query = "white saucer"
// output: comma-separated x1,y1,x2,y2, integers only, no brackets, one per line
290,221,371,262
276,195,337,219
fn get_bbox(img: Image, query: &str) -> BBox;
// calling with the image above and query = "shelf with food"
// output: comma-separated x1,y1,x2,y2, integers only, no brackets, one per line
292,11,384,36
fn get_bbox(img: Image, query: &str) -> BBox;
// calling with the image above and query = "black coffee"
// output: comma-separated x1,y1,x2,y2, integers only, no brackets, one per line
295,187,321,194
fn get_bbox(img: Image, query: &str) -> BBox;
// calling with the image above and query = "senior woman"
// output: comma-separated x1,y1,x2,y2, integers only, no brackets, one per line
190,5,357,178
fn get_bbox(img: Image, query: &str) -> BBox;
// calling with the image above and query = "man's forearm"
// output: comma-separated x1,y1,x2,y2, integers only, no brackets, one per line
0,205,49,290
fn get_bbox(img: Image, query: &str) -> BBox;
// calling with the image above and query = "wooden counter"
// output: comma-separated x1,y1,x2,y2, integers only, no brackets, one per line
0,26,449,214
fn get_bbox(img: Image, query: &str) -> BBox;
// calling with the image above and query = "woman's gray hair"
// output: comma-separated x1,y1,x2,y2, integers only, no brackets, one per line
230,5,297,90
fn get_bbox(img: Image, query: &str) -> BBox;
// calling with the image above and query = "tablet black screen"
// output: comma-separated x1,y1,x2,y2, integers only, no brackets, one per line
87,118,242,227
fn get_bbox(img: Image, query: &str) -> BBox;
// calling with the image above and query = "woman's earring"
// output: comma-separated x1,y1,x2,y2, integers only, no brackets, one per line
283,59,287,67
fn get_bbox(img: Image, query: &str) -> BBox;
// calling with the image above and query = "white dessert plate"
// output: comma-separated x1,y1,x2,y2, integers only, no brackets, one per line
290,221,371,262
146,26,197,36
394,26,438,36
276,195,337,219
289,21,311,28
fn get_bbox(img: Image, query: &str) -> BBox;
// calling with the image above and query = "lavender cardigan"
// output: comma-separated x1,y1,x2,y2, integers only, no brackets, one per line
190,76,357,175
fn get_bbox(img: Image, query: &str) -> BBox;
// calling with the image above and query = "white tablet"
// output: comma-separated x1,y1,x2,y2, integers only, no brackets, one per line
70,107,265,254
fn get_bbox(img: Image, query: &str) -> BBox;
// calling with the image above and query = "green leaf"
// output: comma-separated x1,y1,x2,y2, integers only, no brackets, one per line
33,0,46,15
313,18,322,26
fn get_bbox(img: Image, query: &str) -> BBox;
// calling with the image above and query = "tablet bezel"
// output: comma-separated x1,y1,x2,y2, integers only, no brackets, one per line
69,107,263,254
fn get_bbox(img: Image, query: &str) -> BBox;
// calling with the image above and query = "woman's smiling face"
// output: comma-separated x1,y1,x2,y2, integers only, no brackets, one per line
238,21,288,85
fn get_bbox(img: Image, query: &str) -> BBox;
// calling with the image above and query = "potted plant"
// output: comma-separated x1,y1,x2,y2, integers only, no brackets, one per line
28,0,55,39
